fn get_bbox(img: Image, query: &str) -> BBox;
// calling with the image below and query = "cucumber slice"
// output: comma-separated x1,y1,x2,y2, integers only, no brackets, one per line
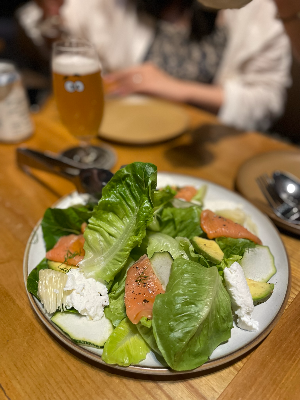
51,312,113,348
240,245,276,282
150,252,173,290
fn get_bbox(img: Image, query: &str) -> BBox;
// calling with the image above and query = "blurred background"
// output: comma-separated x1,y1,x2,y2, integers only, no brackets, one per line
1,0,299,142
0,0,51,112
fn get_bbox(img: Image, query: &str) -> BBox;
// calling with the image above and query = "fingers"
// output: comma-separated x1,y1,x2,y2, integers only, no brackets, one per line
104,68,144,96
103,63,170,98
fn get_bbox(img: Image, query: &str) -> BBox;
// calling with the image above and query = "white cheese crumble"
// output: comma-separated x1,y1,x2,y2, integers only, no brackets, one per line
63,269,109,321
224,262,259,332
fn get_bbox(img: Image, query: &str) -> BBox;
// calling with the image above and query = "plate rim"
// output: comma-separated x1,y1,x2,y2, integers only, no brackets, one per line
23,173,291,376
236,149,300,235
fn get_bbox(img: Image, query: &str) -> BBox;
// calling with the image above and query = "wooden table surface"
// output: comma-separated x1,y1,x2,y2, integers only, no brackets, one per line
1,98,300,400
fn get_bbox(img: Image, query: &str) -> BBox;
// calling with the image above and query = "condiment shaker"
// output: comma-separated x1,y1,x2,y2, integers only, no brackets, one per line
0,61,33,143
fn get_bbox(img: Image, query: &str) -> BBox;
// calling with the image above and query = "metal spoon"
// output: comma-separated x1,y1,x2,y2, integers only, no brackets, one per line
273,171,300,206
16,148,114,200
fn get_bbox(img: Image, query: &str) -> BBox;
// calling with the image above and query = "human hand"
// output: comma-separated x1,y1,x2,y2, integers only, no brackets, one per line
103,63,185,103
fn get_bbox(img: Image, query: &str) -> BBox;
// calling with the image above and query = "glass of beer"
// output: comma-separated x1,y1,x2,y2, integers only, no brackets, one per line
52,39,115,168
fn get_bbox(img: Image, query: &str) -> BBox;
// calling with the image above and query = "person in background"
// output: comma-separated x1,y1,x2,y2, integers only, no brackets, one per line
273,0,300,62
31,0,291,132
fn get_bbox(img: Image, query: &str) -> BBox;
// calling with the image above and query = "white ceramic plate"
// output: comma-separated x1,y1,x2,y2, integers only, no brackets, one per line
23,173,291,376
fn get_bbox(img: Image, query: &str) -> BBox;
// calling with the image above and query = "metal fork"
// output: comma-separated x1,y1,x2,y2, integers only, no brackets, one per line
256,174,300,224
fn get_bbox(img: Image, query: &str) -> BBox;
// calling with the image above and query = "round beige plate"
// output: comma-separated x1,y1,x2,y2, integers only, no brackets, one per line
99,95,189,145
236,149,300,235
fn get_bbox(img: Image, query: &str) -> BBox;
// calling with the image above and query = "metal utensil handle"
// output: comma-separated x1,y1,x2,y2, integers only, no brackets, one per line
16,147,85,195
16,148,81,177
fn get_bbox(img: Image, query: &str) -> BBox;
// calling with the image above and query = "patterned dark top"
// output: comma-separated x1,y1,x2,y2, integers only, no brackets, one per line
144,20,227,84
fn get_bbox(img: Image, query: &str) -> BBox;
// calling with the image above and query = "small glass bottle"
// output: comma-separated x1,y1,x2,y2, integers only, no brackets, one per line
0,61,33,143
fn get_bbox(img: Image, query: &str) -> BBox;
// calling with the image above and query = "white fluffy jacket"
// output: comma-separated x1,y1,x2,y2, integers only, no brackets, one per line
214,0,291,131
59,0,291,131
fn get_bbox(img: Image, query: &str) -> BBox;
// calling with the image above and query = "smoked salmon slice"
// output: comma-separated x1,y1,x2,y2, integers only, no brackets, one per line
46,234,85,266
200,209,262,245
125,255,165,324
174,186,198,202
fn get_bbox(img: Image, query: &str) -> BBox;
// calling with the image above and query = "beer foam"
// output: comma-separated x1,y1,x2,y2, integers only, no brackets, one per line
52,54,100,75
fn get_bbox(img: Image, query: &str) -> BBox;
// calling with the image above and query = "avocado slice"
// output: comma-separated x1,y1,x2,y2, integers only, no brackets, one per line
246,278,274,304
191,237,224,264
47,260,78,274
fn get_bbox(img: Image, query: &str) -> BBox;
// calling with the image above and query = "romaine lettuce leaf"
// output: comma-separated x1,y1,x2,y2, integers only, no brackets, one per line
176,237,210,267
152,258,233,371
130,230,187,261
171,198,196,209
216,237,256,258
80,162,157,283
42,205,93,251
152,186,176,208
139,317,152,328
102,317,150,366
148,186,176,231
104,258,134,327
137,322,162,356
159,206,203,239
217,255,242,271
216,255,242,278
146,232,188,260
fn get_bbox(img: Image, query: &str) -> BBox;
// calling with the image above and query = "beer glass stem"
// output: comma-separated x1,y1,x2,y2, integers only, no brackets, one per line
78,142,99,164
